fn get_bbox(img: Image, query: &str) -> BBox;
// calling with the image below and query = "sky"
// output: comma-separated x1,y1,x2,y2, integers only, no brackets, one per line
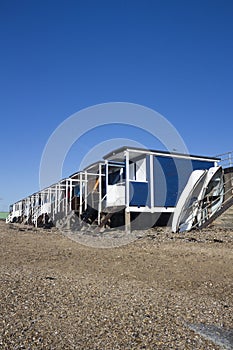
0,0,233,211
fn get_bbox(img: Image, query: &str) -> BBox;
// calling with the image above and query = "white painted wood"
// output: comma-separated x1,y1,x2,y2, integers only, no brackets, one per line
150,155,154,208
136,158,146,181
106,184,125,207
125,151,130,209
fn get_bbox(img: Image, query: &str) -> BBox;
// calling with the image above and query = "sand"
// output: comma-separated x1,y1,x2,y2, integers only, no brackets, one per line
0,221,232,349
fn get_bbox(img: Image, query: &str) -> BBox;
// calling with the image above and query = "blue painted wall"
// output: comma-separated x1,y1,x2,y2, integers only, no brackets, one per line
154,156,214,207
117,154,214,208
129,182,149,206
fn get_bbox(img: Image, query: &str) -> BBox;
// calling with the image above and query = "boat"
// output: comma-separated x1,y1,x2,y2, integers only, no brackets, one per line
196,166,224,227
172,169,208,233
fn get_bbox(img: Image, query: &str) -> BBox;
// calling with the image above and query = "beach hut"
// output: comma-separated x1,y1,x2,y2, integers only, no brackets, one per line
101,147,219,230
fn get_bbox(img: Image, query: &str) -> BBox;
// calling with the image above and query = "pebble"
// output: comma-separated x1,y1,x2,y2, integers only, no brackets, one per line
0,221,232,349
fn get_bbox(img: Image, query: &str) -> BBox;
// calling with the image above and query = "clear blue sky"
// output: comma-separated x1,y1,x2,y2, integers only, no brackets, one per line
0,0,233,211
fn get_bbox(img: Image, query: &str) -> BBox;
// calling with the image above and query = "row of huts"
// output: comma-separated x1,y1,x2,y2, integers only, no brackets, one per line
6,147,219,231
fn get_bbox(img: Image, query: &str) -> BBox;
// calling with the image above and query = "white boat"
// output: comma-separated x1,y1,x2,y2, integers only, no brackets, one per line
172,169,208,233
196,166,224,227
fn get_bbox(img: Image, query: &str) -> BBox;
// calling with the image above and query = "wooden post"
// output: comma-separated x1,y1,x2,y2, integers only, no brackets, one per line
65,180,68,216
125,210,131,233
98,163,102,225
150,154,154,209
85,171,88,210
125,150,131,232
80,173,83,216
69,179,72,211
58,182,61,213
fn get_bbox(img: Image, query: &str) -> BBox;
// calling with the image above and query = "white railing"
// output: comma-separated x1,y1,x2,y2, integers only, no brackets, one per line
216,151,233,169
5,213,13,224
32,206,41,227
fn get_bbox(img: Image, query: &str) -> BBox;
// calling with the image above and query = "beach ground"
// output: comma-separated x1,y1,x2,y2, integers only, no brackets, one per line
0,221,232,349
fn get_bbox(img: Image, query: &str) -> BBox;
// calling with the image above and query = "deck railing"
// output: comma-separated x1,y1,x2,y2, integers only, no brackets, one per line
216,151,233,169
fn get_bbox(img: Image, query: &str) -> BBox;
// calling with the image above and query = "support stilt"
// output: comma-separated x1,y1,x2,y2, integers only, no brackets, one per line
125,210,131,233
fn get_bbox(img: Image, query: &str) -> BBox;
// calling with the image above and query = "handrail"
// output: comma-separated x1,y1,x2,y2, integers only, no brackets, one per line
5,213,13,224
33,205,42,225
52,196,66,215
216,151,233,168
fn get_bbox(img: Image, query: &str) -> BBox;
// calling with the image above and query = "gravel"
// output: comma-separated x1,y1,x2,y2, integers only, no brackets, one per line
0,221,232,349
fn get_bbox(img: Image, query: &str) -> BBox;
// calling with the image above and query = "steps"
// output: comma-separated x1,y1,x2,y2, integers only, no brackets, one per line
54,210,80,230
93,205,125,233
209,199,233,229
5,213,13,224
198,164,233,230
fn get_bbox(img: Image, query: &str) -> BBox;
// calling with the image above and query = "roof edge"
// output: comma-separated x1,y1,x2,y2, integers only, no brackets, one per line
103,146,220,161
